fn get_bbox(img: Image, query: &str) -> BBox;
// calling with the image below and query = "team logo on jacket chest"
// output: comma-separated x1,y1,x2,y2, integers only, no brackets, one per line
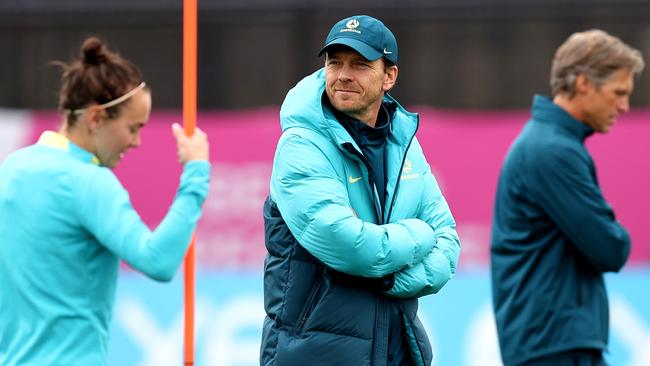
400,159,420,180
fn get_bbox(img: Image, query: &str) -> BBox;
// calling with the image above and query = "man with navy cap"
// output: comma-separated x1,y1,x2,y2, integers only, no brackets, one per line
261,15,460,366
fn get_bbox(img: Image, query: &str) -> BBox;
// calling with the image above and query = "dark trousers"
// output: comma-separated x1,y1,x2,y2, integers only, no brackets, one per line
524,349,606,366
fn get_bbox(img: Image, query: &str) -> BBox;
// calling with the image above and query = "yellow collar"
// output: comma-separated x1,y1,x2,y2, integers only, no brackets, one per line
37,131,101,166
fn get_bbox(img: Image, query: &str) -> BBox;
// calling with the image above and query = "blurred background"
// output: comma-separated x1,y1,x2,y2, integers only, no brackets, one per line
1,1,649,365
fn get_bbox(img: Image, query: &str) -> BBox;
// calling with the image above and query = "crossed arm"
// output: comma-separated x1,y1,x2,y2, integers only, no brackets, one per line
530,145,630,273
272,134,459,297
387,162,460,298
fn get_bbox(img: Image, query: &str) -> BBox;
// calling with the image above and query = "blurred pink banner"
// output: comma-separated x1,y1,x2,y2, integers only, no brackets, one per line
29,107,650,270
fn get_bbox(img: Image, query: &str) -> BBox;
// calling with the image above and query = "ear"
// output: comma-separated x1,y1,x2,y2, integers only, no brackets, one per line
383,65,398,92
87,106,107,132
574,73,593,95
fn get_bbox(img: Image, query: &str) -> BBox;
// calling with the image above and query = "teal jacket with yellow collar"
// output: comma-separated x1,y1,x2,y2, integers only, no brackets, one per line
0,131,210,365
262,69,460,365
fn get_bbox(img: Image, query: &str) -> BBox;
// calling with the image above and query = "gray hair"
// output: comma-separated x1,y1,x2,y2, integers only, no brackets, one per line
550,29,644,97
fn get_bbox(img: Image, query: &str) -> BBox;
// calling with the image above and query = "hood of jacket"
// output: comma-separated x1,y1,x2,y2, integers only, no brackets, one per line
279,68,418,151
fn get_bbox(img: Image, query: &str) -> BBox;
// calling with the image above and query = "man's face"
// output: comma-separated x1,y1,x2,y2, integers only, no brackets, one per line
325,47,397,126
581,68,634,133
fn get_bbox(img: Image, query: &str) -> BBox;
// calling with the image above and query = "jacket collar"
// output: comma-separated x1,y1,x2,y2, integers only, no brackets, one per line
279,68,417,150
324,94,394,146
531,94,594,141
37,131,101,165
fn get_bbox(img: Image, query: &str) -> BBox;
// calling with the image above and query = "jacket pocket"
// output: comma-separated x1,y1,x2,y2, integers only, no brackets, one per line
294,274,324,336
401,307,429,366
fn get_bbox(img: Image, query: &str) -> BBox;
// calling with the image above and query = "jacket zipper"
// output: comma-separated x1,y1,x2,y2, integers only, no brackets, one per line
385,118,418,224
342,143,393,364
294,274,324,336
340,116,420,364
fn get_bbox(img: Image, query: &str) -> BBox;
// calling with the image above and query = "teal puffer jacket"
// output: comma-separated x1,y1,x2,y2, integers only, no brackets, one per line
262,69,460,365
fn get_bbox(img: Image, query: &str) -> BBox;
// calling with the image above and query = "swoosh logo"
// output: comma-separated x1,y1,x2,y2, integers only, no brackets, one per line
348,175,362,184
383,48,392,55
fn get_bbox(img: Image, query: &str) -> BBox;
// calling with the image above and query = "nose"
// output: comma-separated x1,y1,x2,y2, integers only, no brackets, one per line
131,132,142,148
618,97,630,113
337,62,354,82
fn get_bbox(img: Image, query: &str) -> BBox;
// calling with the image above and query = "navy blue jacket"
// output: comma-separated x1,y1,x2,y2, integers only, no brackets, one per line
261,198,432,366
490,95,631,366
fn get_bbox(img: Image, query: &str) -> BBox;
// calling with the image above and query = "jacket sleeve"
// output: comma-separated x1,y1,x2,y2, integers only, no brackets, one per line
77,160,211,282
271,134,436,278
531,145,630,272
386,159,460,298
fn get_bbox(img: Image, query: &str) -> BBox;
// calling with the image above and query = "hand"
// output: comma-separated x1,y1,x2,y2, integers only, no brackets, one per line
171,123,210,164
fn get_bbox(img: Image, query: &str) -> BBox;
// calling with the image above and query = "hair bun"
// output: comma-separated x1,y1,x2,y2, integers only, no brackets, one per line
81,37,108,65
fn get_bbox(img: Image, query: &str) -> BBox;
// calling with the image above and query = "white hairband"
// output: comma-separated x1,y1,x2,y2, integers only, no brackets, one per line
66,82,146,116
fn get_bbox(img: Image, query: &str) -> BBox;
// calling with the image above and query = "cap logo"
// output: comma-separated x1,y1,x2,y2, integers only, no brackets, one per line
340,19,361,34
346,19,359,29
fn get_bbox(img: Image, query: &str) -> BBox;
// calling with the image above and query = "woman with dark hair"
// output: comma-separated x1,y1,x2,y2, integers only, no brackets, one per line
0,37,210,365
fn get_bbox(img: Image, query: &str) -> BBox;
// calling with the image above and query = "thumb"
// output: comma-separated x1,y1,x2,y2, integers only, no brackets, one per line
171,122,183,139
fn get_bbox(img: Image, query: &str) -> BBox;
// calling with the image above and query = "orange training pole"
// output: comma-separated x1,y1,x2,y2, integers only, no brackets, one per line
183,0,197,365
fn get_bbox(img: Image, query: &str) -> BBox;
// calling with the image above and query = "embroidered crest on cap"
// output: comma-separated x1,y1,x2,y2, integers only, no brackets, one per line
346,19,359,29
341,18,361,34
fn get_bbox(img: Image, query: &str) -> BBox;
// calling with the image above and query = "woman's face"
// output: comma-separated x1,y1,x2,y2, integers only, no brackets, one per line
93,89,151,168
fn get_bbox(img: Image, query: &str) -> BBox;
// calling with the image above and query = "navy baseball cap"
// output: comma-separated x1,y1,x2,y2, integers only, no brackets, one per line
318,15,398,65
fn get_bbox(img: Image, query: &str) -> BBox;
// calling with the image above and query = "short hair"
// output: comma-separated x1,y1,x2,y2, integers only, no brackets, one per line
550,29,645,97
